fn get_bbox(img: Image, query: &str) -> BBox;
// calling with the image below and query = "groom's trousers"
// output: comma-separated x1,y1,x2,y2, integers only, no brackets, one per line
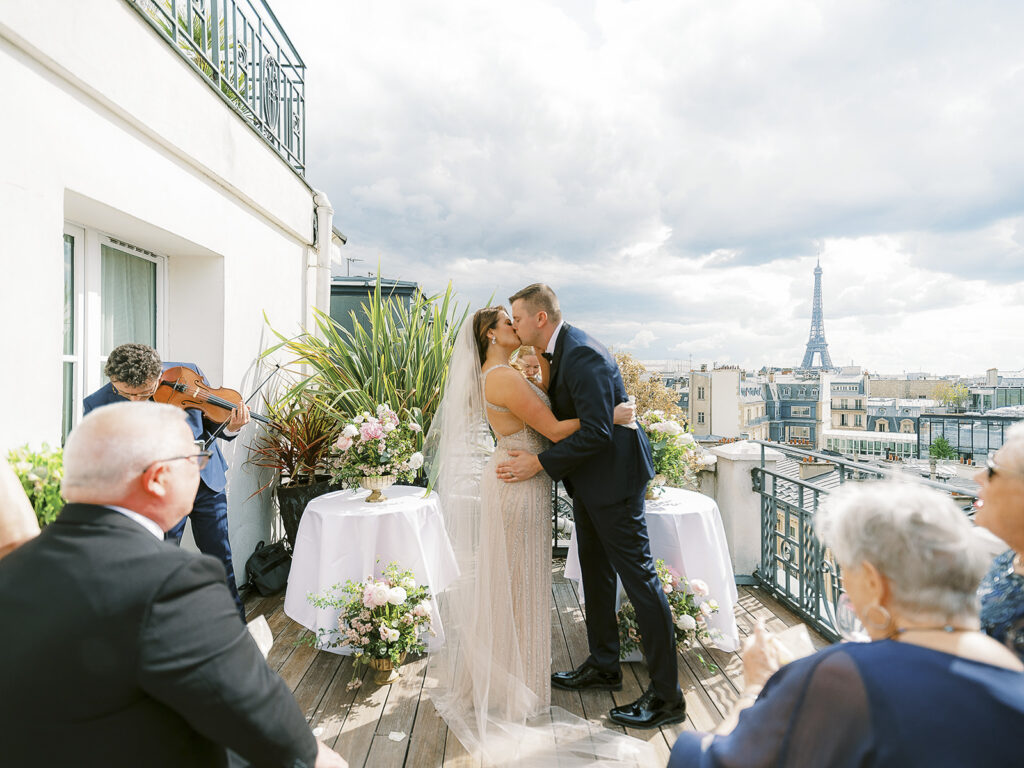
573,488,682,702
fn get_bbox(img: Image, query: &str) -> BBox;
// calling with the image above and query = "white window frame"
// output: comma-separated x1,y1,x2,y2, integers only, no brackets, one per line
63,223,168,431
792,405,811,417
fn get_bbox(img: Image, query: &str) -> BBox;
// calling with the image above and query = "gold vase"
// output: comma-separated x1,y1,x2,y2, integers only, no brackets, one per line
368,652,407,685
359,475,396,503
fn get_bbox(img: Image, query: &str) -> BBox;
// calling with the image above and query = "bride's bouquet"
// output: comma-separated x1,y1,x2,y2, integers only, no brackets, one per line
617,559,721,670
330,404,425,487
304,561,434,690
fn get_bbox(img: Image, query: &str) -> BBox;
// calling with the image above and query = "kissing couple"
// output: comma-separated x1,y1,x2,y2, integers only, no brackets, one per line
425,283,683,767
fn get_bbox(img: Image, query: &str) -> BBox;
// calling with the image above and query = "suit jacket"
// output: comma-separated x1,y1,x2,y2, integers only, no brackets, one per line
0,504,317,768
83,362,232,493
538,324,654,503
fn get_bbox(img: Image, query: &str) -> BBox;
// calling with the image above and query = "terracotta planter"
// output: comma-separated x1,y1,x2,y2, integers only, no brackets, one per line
276,478,338,548
369,652,408,685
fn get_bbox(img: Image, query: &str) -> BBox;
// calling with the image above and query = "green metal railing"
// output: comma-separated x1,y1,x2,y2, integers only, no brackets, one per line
128,0,306,175
750,441,976,641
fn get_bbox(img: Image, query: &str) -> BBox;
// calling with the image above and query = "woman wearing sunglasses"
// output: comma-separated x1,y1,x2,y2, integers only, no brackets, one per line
668,481,1024,768
975,422,1024,661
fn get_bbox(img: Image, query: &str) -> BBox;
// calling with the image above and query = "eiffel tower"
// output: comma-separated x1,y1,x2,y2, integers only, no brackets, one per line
800,258,834,369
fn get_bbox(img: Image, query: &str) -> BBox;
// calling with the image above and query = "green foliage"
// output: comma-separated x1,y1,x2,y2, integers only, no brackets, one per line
929,435,958,460
246,390,341,489
639,411,709,491
264,275,466,456
617,559,719,671
935,381,970,409
7,444,64,527
302,562,434,690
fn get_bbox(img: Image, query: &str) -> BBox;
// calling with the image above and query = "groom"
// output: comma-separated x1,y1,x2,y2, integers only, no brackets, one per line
497,283,684,728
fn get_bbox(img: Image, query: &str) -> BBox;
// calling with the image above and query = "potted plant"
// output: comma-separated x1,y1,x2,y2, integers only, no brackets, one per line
617,559,721,670
303,561,434,687
247,390,342,547
330,404,424,502
7,444,64,528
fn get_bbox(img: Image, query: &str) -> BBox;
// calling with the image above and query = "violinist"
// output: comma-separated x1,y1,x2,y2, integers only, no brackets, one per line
83,343,249,620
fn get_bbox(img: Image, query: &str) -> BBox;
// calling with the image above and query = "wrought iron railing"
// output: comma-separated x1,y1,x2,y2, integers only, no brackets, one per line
750,440,977,641
127,0,306,175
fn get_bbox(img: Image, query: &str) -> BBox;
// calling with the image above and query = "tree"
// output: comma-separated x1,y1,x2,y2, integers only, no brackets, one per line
928,436,958,460
614,353,686,421
935,381,970,410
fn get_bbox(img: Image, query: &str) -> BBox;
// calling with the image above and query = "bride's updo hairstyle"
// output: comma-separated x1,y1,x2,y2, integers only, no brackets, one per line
473,307,502,364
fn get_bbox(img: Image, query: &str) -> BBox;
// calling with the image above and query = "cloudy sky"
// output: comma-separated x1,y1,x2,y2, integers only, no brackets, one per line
274,0,1024,376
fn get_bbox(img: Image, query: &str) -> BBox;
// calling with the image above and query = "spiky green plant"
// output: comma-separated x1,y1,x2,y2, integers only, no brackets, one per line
263,276,466,457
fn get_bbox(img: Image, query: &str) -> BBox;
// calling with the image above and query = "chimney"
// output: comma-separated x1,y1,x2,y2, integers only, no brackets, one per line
986,368,999,386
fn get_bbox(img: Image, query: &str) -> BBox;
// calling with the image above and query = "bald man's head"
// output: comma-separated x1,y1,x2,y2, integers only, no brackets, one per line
62,403,200,528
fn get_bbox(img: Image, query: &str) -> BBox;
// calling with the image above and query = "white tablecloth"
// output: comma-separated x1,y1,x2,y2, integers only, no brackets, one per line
283,485,459,655
565,487,740,653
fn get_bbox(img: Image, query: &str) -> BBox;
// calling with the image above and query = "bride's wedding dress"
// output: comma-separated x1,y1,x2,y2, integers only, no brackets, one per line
425,321,654,767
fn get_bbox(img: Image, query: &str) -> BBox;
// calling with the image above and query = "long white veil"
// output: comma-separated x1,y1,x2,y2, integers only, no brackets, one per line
424,318,656,767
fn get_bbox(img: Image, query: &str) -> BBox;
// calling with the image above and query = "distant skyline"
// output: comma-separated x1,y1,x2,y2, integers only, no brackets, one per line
276,1,1024,376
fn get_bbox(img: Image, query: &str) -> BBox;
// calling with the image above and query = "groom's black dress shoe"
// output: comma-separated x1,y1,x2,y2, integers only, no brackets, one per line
608,688,686,729
551,663,622,692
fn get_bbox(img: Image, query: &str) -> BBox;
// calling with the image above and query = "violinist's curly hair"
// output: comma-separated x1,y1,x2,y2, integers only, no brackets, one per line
104,343,162,387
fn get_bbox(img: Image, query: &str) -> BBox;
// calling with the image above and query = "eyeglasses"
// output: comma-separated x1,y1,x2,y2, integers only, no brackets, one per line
111,380,160,400
986,454,1024,481
144,441,212,473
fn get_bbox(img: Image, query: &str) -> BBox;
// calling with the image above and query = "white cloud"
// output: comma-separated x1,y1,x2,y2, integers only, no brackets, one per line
275,0,1024,374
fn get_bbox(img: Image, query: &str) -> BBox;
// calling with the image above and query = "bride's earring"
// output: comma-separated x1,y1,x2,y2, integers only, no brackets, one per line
490,337,496,344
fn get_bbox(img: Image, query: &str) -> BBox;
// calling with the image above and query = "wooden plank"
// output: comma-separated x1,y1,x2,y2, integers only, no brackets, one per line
306,656,360,746
364,654,430,766
292,650,345,719
329,666,392,767
738,586,830,648
405,652,449,768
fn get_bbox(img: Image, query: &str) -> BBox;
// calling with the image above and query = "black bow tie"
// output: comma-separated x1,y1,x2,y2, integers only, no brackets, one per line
541,352,554,362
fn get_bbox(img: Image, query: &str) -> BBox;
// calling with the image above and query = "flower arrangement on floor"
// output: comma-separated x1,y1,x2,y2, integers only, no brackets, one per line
304,562,434,689
638,410,714,495
617,559,721,670
330,404,425,488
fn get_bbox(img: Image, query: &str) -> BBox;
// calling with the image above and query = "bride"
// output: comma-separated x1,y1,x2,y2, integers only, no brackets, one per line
425,307,656,766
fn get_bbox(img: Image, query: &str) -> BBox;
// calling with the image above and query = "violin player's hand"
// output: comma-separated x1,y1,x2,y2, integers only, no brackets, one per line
226,402,251,433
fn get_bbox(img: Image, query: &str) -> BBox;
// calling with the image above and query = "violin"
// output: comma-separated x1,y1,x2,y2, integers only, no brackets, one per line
153,366,273,426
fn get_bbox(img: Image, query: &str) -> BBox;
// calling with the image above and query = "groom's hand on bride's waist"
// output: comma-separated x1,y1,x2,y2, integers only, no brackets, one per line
497,450,542,483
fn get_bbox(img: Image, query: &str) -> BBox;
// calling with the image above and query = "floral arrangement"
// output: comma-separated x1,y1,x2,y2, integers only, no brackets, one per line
7,444,64,527
617,559,720,670
304,562,434,690
330,404,425,487
639,410,713,493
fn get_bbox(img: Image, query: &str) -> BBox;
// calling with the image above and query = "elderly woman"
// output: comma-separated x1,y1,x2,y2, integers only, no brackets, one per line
669,481,1024,767
975,422,1024,659
0,462,39,560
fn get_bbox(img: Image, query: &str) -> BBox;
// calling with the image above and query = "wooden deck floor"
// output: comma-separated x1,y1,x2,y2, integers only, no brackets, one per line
245,563,828,767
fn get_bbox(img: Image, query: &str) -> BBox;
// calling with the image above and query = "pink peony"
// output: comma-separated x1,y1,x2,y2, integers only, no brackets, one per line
690,579,710,597
334,435,353,452
360,421,384,441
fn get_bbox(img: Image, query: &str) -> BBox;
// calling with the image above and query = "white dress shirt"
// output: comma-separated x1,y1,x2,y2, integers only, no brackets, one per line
109,506,164,540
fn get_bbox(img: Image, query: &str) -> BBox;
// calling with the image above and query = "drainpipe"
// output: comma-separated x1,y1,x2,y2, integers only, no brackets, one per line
309,190,334,338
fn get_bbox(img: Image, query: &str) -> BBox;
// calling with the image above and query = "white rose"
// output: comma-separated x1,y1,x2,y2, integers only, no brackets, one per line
343,424,359,438
353,414,364,424
664,421,683,435
369,583,390,607
676,614,697,631
678,433,695,445
689,579,710,597
409,422,422,432
699,601,713,616
707,599,719,612
387,586,408,606
408,452,424,470
383,422,396,432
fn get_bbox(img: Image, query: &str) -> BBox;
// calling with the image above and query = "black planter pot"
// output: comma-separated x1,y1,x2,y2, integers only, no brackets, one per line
276,478,340,549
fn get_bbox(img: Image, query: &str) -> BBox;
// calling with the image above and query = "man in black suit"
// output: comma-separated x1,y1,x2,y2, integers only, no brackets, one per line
83,343,247,619
0,402,346,768
498,283,684,729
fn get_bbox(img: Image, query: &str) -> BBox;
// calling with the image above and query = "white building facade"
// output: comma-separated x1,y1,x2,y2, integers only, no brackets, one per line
0,0,336,578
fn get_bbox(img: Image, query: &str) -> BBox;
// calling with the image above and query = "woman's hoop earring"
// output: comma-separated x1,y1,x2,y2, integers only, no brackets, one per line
863,604,893,634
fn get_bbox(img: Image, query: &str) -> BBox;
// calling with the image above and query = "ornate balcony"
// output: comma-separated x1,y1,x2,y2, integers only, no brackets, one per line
127,0,305,175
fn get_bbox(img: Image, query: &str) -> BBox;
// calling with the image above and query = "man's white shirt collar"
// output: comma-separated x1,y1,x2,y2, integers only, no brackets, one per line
109,506,164,540
545,320,565,357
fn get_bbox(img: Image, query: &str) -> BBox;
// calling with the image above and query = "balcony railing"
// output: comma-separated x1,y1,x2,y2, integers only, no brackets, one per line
750,440,977,641
128,0,306,175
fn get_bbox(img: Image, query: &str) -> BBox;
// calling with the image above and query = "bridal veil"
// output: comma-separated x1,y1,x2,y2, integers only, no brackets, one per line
424,318,656,767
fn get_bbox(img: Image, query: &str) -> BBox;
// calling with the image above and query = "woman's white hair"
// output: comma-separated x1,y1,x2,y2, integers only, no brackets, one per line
816,480,990,624
62,402,192,499
1002,421,1024,472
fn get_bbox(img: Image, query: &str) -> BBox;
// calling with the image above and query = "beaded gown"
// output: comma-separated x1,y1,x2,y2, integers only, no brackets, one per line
479,364,553,711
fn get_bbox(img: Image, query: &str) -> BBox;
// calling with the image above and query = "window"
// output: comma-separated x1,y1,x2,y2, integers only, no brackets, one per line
697,386,705,400
789,426,810,439
855,414,863,427
792,405,811,417
61,226,166,438
840,398,848,410
840,413,848,426
900,419,915,433
855,399,863,409
876,421,889,432
697,412,705,424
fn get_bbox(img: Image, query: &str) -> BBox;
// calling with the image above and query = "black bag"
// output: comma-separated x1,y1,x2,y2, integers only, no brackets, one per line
244,540,292,597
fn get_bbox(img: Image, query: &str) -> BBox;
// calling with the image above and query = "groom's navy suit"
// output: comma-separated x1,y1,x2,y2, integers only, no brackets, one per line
83,362,243,619
539,324,681,701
